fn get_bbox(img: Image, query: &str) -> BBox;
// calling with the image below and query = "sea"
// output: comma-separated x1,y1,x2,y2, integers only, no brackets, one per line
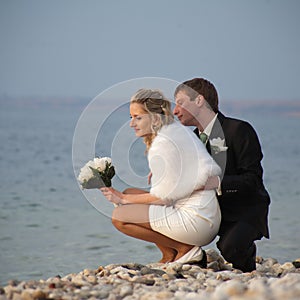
0,96,299,285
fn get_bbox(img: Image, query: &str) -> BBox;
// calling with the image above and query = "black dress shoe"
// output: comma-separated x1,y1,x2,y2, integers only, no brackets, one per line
233,243,257,272
189,250,207,268
243,244,257,272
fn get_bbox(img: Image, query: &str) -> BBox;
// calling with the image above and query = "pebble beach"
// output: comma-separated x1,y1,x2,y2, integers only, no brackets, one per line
1,249,299,300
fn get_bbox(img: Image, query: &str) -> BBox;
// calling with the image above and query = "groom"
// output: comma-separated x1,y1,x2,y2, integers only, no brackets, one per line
173,78,270,272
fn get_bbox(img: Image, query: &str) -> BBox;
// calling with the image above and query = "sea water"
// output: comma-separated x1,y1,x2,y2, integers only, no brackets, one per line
0,98,299,285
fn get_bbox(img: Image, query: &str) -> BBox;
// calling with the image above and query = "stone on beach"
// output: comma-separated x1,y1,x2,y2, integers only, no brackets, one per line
1,250,300,300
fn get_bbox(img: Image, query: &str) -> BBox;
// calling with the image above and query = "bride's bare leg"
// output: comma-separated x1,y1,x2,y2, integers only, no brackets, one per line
155,244,177,263
111,204,193,262
122,190,175,262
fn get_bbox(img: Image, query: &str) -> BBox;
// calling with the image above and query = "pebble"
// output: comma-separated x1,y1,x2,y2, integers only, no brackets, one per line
1,249,299,299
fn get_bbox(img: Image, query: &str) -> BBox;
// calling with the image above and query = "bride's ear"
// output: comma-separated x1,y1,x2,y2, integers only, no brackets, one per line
152,114,161,127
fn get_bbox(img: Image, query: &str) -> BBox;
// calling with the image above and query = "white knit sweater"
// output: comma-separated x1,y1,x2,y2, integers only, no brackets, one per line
149,121,221,202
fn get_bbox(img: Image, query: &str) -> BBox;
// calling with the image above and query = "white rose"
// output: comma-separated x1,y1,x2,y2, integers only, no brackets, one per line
86,160,95,168
94,157,111,172
102,157,112,165
77,164,93,183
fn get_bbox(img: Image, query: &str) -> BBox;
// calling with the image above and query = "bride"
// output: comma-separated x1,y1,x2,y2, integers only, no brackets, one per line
101,88,221,266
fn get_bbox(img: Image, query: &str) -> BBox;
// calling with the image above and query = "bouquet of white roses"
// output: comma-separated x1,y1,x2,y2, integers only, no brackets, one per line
77,157,115,189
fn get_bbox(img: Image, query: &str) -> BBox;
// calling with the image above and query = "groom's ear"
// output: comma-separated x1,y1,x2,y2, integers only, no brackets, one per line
195,95,205,107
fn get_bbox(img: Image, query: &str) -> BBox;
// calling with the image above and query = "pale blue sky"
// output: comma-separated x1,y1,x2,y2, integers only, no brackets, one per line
0,0,299,101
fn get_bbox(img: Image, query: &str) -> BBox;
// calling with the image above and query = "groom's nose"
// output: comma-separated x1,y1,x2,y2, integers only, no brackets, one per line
173,104,180,115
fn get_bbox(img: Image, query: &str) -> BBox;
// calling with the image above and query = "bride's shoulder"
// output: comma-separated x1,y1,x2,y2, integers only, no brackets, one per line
151,122,196,152
159,121,192,137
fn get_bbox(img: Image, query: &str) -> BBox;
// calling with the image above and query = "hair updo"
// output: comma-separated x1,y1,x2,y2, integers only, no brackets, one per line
130,88,174,150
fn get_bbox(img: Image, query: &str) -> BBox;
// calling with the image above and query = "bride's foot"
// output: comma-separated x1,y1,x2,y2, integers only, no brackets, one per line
158,249,177,263
174,246,206,268
174,245,194,261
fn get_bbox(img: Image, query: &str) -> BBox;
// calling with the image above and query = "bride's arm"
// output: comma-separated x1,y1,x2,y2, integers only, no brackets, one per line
101,187,166,206
123,192,166,205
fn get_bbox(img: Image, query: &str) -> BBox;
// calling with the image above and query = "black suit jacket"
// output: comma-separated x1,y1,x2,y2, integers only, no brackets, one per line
194,112,270,238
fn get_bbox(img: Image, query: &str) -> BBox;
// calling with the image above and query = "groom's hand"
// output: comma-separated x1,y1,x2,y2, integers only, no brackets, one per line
204,176,222,195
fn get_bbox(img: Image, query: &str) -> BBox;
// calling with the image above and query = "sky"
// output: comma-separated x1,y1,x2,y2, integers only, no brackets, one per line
0,0,299,101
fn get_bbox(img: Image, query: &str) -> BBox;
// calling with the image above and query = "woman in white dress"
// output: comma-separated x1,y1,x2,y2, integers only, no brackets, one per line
101,89,221,265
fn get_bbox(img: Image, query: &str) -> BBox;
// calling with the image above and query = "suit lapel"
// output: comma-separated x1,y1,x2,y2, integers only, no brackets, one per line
210,112,226,140
204,113,227,176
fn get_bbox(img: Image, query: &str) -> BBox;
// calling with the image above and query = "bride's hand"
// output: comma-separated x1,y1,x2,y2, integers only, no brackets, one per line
100,187,124,205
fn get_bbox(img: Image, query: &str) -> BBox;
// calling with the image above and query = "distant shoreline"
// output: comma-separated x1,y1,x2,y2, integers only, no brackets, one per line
1,96,300,117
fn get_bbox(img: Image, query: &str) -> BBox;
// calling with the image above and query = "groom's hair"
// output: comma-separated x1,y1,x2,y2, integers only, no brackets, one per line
174,78,219,113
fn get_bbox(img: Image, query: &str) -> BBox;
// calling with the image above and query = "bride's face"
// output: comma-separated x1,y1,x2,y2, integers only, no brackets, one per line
129,103,153,137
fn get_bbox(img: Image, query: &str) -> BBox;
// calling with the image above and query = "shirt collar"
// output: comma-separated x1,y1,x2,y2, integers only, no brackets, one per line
200,113,218,137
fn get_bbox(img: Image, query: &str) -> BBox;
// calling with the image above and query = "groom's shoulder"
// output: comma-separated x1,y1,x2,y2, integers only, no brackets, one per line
218,111,244,123
218,112,251,126
218,112,256,133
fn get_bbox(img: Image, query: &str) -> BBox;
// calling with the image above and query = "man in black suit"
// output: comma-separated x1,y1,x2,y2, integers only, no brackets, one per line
174,78,270,272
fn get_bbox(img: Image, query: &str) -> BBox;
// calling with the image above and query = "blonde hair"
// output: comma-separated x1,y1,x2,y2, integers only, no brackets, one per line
130,88,174,150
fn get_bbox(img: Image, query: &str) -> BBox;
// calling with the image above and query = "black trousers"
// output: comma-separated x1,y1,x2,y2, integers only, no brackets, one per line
216,221,261,272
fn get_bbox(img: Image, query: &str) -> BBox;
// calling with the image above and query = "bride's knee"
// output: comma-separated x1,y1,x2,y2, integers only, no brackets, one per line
111,208,125,229
111,216,123,229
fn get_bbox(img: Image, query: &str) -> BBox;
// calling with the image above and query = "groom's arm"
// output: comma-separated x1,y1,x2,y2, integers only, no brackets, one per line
220,120,265,198
203,120,264,198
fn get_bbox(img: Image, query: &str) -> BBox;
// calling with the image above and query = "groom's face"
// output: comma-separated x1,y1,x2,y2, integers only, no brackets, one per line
174,90,199,126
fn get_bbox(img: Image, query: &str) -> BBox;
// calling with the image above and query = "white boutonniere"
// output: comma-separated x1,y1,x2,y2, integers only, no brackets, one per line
210,137,228,154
